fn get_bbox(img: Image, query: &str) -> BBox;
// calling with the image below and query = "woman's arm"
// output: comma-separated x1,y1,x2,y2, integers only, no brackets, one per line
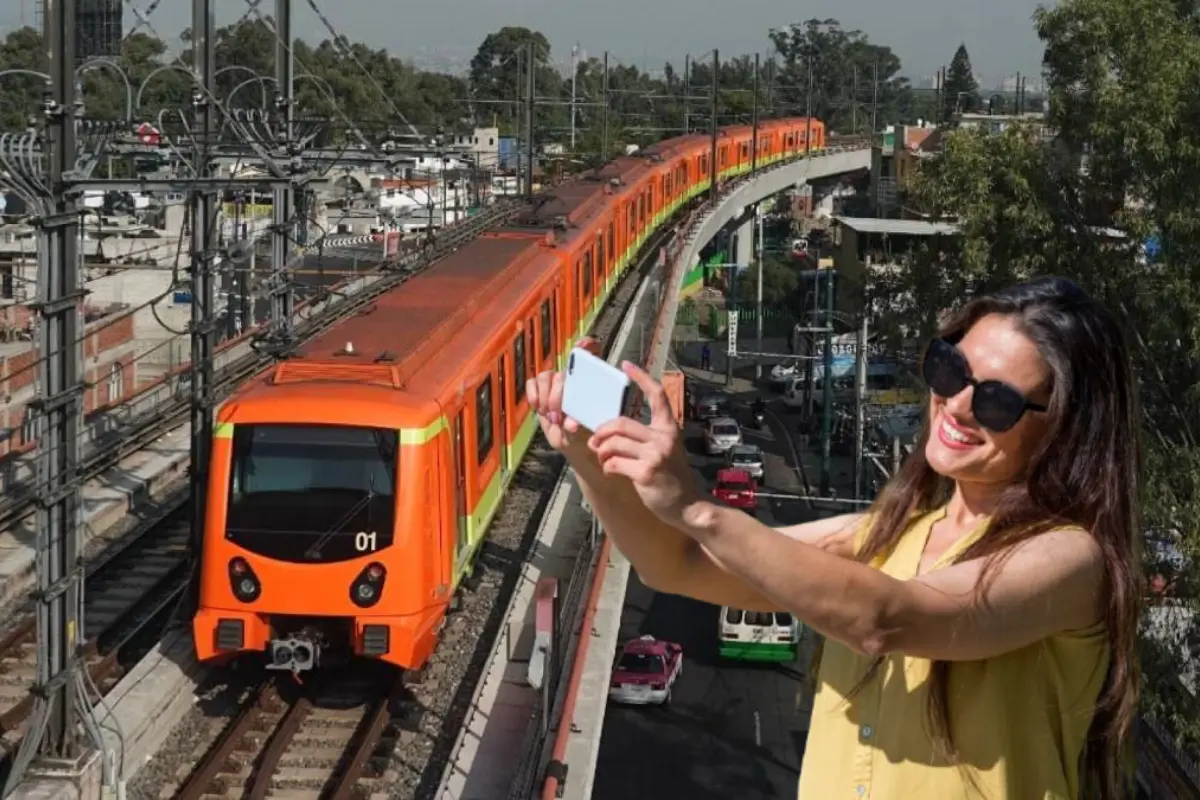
676,499,1106,660
563,439,865,610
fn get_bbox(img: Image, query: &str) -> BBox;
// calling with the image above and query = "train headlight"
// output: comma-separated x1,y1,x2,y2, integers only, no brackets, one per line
228,557,262,603
350,562,386,609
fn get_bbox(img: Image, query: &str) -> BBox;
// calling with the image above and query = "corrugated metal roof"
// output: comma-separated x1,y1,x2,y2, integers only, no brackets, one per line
834,217,959,236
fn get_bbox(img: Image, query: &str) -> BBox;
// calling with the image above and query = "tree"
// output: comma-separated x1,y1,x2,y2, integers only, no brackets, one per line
943,44,978,118
468,26,554,132
904,0,1200,760
768,19,913,135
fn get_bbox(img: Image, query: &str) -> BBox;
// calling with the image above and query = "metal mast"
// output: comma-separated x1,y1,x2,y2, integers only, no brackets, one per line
188,0,217,558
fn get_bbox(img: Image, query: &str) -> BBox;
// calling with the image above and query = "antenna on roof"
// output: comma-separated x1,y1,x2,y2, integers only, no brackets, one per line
335,341,356,356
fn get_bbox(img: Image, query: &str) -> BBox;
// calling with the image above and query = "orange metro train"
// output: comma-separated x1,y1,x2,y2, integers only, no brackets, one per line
192,117,829,673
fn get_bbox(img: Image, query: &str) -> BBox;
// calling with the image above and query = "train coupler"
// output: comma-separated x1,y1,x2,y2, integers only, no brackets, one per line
267,637,319,674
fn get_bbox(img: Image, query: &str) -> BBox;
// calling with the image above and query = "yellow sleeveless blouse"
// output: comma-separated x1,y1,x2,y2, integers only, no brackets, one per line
797,507,1109,800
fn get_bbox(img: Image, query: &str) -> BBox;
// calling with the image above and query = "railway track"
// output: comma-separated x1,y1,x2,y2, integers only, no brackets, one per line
0,500,191,777
176,663,404,800
157,215,680,800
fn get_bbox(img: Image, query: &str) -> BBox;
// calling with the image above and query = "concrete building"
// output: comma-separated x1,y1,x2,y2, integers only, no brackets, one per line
0,303,140,458
869,124,941,218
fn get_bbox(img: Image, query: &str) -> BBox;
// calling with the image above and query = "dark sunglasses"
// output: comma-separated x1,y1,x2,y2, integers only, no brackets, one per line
921,338,1047,433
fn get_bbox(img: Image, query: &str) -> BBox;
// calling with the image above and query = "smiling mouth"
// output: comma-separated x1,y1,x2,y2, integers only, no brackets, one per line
939,415,984,446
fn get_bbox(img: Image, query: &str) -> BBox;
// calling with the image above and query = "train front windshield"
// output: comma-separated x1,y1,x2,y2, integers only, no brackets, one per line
225,424,398,563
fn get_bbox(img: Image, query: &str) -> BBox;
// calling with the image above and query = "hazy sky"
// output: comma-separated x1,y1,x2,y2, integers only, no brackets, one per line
2,0,1049,86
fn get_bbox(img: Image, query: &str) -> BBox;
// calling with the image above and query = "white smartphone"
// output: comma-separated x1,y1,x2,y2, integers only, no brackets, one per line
562,347,631,432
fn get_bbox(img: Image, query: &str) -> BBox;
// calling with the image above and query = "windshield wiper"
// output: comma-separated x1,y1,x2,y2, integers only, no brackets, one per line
304,473,375,560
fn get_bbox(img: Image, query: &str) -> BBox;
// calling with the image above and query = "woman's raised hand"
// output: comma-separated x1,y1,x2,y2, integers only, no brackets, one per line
588,360,705,528
526,337,600,451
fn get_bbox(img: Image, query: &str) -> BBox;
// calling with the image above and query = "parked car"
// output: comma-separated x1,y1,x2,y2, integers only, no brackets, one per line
608,635,683,706
712,467,758,513
725,444,764,480
704,416,743,455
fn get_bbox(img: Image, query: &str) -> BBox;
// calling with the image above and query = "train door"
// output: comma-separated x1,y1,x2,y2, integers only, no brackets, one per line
497,356,510,477
452,411,468,563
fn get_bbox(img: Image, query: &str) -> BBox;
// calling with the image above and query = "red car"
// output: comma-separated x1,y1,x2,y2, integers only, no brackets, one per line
712,468,757,514
608,635,683,706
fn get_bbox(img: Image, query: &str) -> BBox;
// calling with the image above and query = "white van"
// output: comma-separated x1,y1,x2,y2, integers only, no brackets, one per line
718,607,800,662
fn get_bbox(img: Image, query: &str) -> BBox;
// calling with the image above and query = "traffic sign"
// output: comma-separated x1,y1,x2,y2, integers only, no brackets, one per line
727,310,738,356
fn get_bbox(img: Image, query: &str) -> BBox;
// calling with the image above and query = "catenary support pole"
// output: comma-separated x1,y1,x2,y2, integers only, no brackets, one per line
526,39,536,198
805,56,813,155
710,48,719,204
24,0,85,771
683,54,690,134
601,51,609,163
819,268,836,495
271,0,295,338
751,52,760,173
570,43,578,152
189,0,216,567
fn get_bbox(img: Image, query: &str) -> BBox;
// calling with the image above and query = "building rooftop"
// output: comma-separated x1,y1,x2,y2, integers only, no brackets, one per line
833,217,959,236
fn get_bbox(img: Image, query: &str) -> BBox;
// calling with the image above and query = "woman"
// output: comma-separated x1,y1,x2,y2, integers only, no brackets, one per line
527,277,1141,799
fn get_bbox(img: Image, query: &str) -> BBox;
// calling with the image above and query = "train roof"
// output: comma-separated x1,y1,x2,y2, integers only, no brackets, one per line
248,232,550,396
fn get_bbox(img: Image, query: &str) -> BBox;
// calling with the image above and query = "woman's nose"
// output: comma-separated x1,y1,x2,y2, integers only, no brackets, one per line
943,382,975,419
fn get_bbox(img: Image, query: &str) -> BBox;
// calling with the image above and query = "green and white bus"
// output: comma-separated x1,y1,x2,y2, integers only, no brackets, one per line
718,607,800,662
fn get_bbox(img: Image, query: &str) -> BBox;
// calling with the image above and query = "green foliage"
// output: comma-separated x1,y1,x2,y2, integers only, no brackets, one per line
944,44,979,116
768,19,937,135
0,16,945,159
902,0,1200,756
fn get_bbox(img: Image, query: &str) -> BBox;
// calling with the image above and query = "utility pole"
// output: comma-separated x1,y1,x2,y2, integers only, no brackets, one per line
526,39,536,198
726,255,737,387
819,268,836,495
601,51,609,163
709,49,719,204
853,314,868,500
852,63,858,133
570,42,579,152
871,59,879,134
754,206,765,380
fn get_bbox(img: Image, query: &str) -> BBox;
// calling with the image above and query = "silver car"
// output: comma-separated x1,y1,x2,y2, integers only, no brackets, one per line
726,444,764,480
704,417,743,455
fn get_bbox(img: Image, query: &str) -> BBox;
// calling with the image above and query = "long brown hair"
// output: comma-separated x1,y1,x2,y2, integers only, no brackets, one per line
857,276,1142,798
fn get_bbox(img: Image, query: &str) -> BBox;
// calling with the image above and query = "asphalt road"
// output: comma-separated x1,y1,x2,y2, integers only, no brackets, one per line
592,381,820,800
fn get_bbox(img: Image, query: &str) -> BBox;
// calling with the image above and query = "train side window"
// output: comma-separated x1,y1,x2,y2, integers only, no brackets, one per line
513,334,526,400
628,204,635,235
606,223,614,263
583,252,592,297
597,234,606,277
476,377,494,464
540,300,552,359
